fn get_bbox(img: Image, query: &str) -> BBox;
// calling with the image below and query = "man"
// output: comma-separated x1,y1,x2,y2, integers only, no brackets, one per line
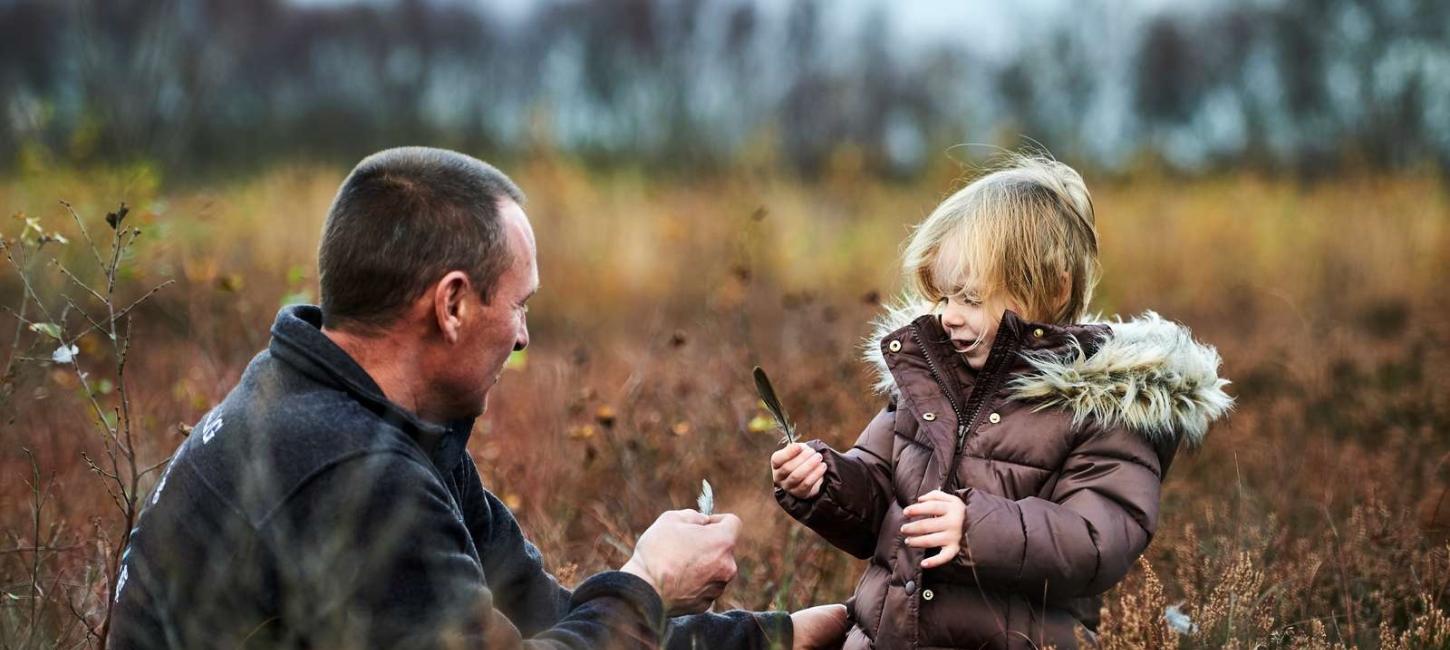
109,147,847,648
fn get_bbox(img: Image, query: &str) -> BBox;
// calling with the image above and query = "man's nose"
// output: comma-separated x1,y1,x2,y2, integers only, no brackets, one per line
514,324,530,352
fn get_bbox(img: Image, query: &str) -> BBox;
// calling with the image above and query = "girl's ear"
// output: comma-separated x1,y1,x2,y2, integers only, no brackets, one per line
433,271,472,344
1054,271,1072,319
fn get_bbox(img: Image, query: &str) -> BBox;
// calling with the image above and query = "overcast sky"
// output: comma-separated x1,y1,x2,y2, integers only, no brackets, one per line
285,0,1237,64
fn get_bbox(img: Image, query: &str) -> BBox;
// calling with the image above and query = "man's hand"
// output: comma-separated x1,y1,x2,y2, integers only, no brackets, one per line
790,604,848,650
771,443,825,499
901,490,967,569
620,510,740,615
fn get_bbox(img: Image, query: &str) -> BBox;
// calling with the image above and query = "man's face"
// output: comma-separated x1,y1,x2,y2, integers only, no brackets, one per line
438,200,538,419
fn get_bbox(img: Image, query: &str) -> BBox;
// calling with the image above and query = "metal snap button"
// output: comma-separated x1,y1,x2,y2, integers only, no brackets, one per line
922,412,936,422
922,588,935,601
988,412,1001,424
888,340,902,353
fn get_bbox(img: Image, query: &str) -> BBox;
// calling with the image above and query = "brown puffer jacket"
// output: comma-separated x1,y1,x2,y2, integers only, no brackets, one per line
777,308,1232,649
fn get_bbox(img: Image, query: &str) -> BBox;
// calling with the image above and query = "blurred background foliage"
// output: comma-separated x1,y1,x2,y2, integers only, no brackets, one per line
1,0,1449,179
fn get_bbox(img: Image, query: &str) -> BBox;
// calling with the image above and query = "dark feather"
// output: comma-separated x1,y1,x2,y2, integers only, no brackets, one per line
753,366,796,444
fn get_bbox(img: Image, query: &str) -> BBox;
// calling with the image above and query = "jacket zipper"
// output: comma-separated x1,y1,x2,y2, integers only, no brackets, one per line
908,324,967,434
910,322,1020,492
955,332,1016,452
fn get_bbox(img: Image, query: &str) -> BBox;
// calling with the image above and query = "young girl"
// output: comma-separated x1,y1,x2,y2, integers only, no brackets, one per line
770,155,1232,649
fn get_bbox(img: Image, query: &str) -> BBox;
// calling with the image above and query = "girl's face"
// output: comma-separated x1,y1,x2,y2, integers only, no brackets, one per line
939,285,1021,371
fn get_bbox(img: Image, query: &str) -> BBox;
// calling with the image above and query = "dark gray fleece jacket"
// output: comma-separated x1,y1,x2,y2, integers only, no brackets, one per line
109,304,790,649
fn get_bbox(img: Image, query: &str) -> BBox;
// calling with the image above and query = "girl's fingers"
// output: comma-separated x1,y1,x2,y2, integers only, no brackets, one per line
772,448,816,484
785,453,823,489
770,443,806,471
902,501,949,518
802,460,827,488
900,517,950,536
903,531,956,549
780,447,817,475
917,490,953,502
806,474,825,498
920,543,960,569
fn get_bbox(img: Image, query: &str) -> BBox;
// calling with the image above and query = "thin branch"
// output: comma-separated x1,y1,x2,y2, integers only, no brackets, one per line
1,237,61,327
59,200,107,269
54,262,107,307
80,451,121,482
1,305,41,329
138,454,174,480
60,295,108,340
60,280,174,348
0,544,85,556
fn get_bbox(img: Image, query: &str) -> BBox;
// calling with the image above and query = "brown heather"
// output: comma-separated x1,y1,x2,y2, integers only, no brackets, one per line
1,155,1448,648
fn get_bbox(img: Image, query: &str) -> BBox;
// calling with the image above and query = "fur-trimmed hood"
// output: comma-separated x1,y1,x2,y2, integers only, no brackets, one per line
864,304,1233,447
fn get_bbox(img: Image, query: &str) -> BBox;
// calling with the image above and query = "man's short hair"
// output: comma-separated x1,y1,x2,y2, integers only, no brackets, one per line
318,147,525,331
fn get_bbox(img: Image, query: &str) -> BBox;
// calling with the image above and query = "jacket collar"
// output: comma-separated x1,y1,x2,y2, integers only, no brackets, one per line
268,304,475,474
865,303,1233,448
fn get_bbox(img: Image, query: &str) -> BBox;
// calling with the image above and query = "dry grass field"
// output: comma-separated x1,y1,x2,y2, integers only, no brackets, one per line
2,154,1449,647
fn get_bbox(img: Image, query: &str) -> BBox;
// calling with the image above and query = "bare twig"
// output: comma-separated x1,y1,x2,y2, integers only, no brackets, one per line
5,203,168,650
54,262,108,307
60,200,106,269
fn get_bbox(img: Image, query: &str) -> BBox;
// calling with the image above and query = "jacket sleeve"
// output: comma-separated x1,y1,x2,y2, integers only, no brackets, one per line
274,452,667,649
938,422,1166,601
454,458,573,636
775,403,897,559
664,610,792,650
454,453,794,649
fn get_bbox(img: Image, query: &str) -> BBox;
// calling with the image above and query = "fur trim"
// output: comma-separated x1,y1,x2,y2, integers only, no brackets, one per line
864,307,1233,447
862,300,933,395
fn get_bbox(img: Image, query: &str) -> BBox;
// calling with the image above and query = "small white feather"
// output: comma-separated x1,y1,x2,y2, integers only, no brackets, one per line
697,479,714,516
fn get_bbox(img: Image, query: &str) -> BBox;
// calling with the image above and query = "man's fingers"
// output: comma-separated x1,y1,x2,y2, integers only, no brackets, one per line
920,544,960,569
705,512,742,537
671,509,711,525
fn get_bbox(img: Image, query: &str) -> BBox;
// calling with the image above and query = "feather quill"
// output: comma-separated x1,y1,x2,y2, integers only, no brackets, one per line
753,366,796,445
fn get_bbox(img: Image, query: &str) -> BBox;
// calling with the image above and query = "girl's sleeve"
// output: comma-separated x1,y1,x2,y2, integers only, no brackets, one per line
938,422,1170,601
775,402,897,559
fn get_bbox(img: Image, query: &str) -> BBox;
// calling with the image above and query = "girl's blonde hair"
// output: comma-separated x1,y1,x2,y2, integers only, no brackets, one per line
902,154,1100,324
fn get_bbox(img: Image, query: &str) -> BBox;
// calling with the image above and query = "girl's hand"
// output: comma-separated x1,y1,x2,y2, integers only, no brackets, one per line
771,443,826,499
902,490,967,569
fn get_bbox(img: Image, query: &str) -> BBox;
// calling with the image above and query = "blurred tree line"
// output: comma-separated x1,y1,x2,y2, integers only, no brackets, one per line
0,0,1447,178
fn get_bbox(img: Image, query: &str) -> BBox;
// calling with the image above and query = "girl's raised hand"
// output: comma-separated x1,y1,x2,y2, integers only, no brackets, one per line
901,490,967,569
771,442,826,499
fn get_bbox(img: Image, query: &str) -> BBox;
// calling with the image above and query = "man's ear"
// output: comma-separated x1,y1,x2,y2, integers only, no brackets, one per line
433,271,473,344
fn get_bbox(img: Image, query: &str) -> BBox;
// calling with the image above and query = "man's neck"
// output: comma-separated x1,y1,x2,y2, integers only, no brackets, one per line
323,326,429,419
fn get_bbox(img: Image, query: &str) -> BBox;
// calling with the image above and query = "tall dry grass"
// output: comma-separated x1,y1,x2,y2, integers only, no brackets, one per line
1,154,1448,647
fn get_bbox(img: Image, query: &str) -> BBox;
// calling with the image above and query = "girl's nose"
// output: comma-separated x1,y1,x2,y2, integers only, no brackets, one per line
941,304,967,329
